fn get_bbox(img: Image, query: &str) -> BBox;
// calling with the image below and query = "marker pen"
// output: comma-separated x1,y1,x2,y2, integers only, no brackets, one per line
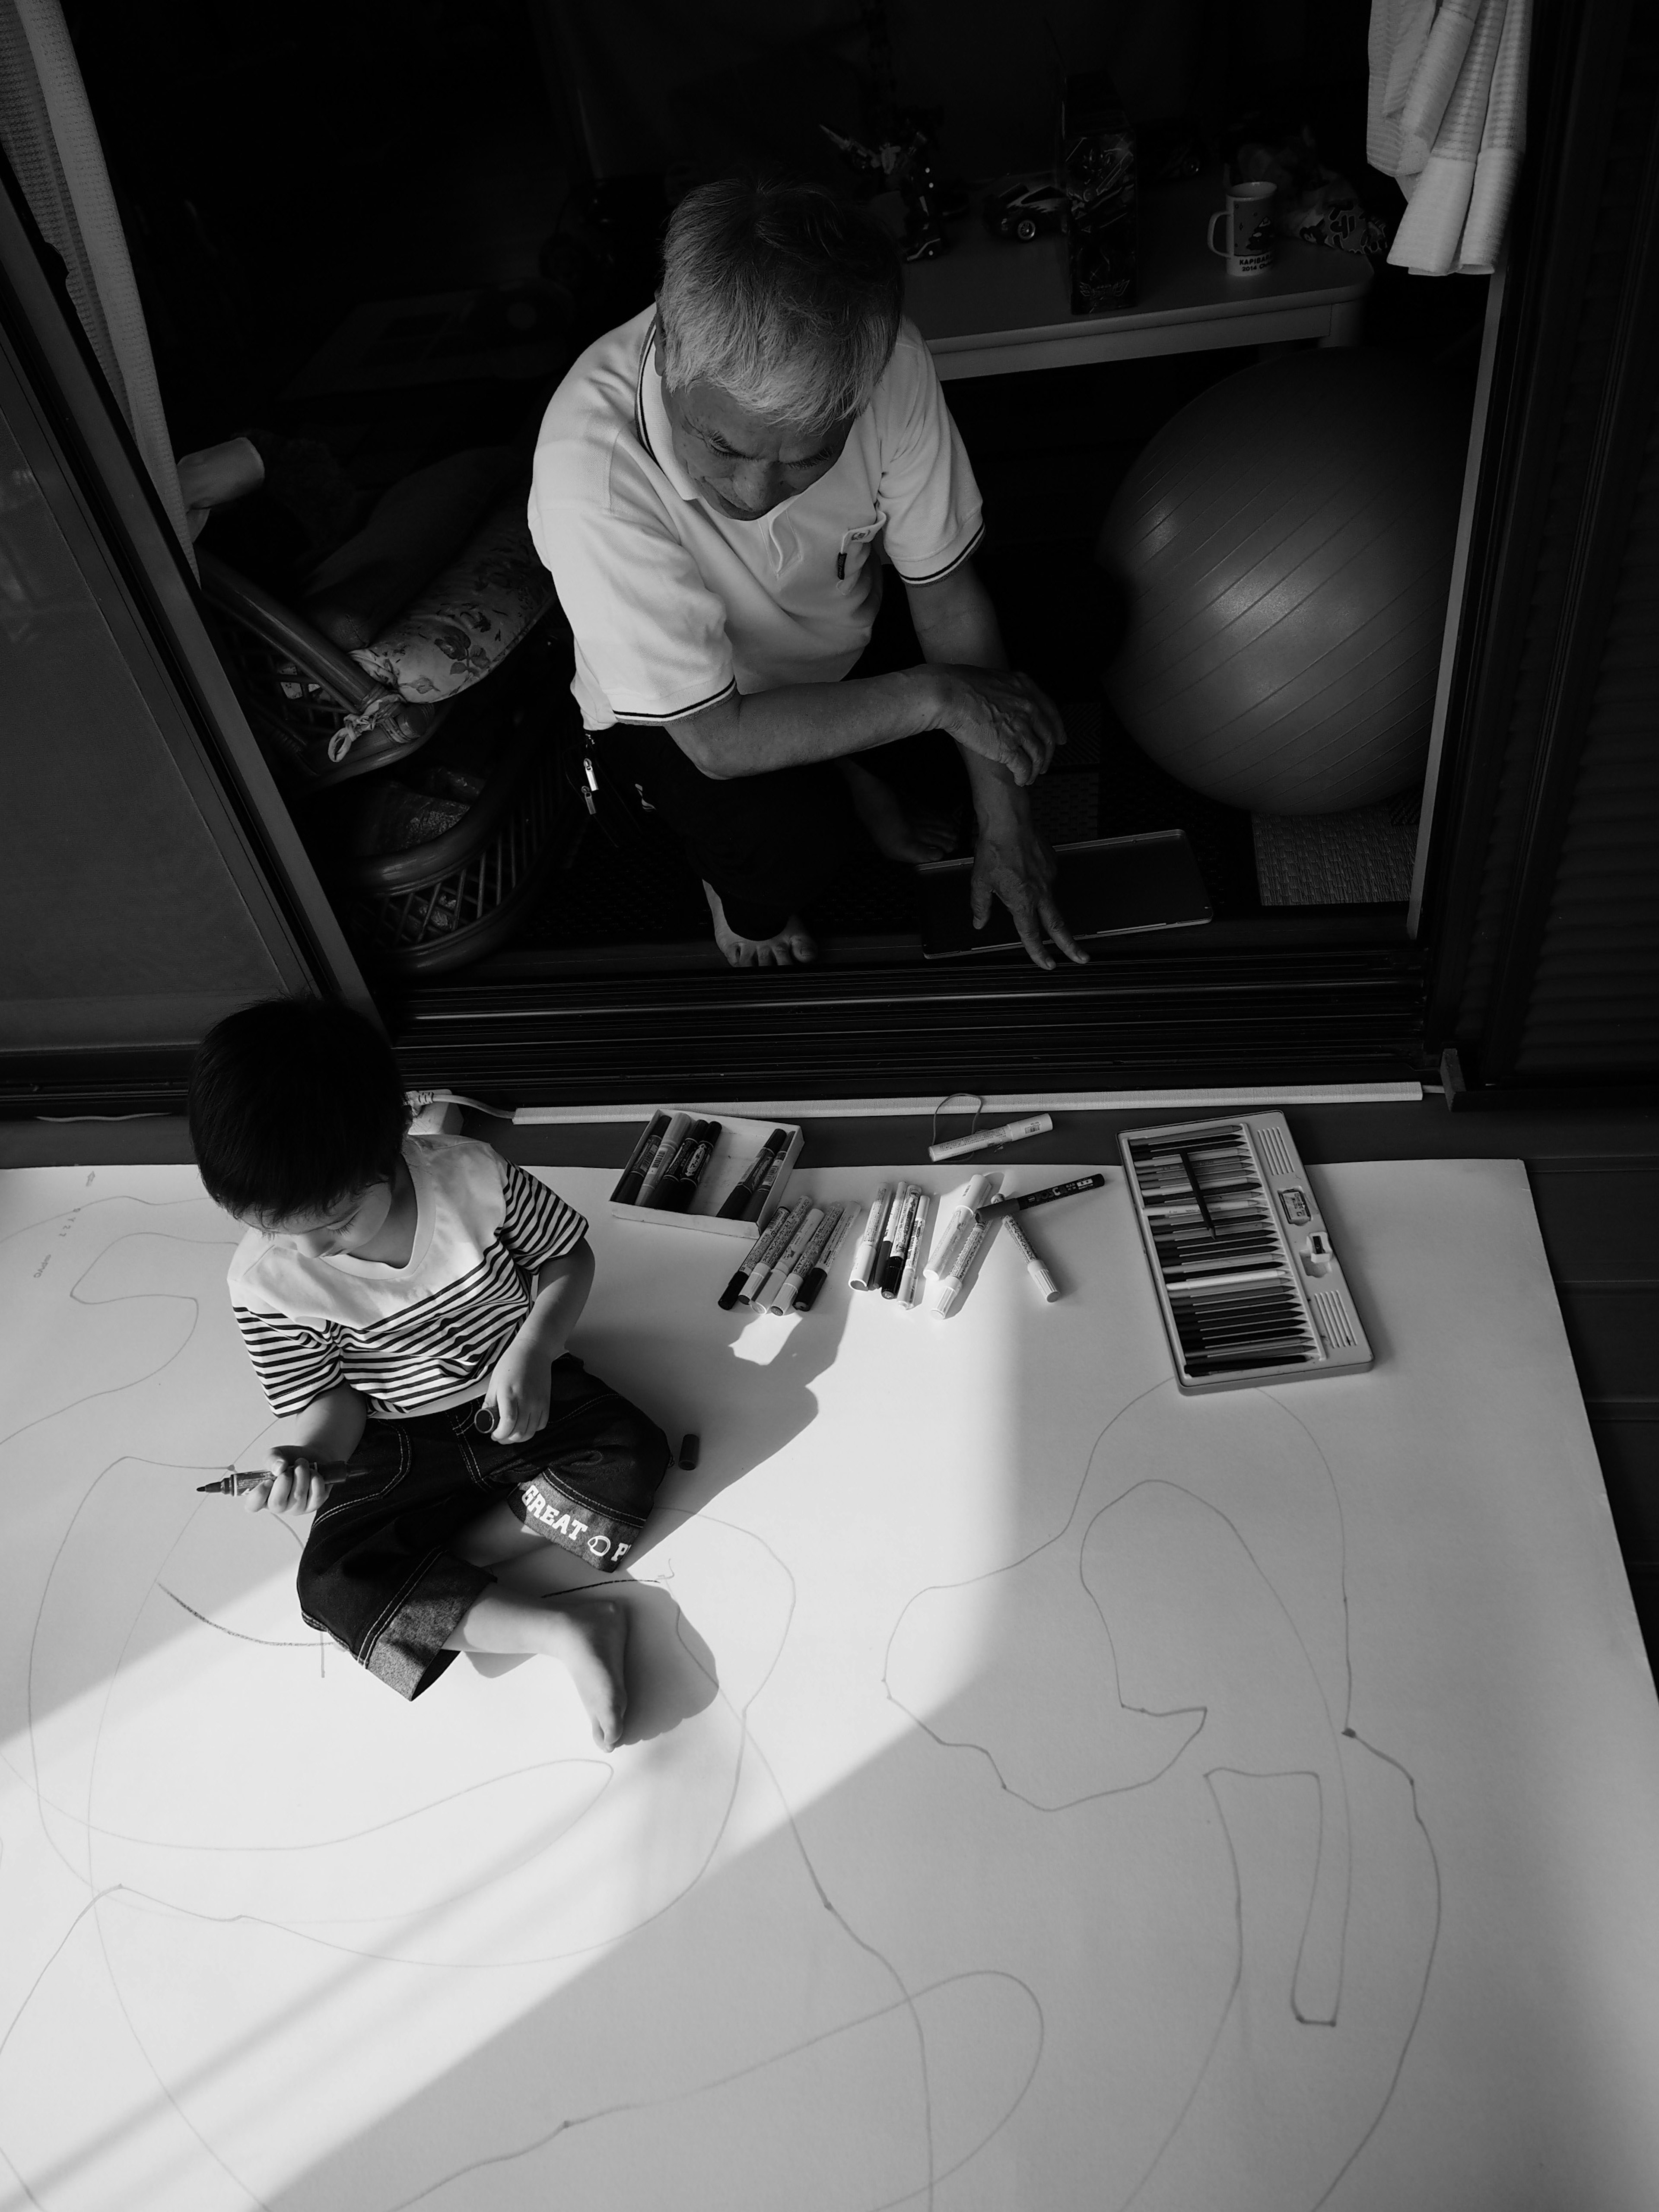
755,1206,824,1311
935,1211,996,1319
795,1203,856,1312
1005,1215,1060,1300
717,1127,790,1218
849,1185,892,1290
975,1173,1106,1225
871,1183,909,1291
199,1461,356,1496
928,1112,1053,1164
735,1197,810,1304
610,1111,671,1205
772,1203,842,1313
741,1148,789,1223
880,1185,921,1299
637,1111,692,1205
928,1173,998,1281
898,1191,932,1307
656,1120,721,1212
719,1199,796,1309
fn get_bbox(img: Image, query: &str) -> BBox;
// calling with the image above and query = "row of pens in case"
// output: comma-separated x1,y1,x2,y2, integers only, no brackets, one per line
717,1170,1108,1319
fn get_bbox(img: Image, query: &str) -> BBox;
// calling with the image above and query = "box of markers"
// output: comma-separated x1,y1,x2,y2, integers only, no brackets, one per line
607,1110,802,1240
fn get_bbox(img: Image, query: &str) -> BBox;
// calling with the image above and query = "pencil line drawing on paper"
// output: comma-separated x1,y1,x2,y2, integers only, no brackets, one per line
884,1382,1442,2212
0,1168,1454,2212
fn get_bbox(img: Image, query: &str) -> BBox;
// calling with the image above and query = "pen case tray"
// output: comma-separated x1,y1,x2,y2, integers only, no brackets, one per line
608,1112,803,1239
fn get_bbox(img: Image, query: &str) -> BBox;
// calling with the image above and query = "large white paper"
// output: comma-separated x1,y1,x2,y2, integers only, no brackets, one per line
0,1157,1656,2210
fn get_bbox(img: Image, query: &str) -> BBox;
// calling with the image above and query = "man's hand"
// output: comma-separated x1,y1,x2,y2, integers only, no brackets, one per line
931,667,1067,788
244,1444,337,1517
484,1336,554,1446
971,797,1090,973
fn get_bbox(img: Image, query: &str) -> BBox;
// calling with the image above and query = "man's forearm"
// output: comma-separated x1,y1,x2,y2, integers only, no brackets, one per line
961,745,1026,826
682,667,948,779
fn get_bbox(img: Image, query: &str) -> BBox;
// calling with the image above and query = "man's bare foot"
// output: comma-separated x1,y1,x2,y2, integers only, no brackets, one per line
703,882,817,967
839,760,961,864
545,1595,629,1749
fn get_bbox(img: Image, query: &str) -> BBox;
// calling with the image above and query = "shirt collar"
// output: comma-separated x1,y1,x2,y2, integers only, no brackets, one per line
635,323,700,504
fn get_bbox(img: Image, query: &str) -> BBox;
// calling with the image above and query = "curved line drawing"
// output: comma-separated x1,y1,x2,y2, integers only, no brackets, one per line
884,1383,1440,2212
0,1177,1455,2212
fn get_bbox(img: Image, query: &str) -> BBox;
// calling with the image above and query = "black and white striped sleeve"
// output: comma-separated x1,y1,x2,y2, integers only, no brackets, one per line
499,1162,588,1274
233,1306,346,1419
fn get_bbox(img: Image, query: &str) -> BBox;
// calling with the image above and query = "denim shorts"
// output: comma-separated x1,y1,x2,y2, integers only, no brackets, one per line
296,1355,670,1700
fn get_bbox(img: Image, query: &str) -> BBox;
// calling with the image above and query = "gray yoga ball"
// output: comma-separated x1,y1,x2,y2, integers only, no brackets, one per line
1095,351,1464,814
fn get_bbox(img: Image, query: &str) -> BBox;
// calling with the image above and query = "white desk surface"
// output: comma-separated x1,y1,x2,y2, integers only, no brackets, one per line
1,1157,1656,2210
906,172,1373,379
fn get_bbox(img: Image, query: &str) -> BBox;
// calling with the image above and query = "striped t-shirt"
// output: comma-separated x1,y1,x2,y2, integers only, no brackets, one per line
229,1136,587,1420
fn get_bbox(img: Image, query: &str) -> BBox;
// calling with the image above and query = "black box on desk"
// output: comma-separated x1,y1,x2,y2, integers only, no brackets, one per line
1062,70,1137,314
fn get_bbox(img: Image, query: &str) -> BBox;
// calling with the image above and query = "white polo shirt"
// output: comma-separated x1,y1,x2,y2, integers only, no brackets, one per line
528,305,984,731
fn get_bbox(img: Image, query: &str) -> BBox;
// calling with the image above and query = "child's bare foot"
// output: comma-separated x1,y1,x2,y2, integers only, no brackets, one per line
839,760,961,864
703,882,817,967
546,1595,629,1749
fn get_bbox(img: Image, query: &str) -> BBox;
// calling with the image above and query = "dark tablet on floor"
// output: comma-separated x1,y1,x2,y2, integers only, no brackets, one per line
916,829,1213,960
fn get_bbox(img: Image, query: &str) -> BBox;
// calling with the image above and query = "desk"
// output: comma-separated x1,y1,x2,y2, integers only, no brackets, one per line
906,172,1372,380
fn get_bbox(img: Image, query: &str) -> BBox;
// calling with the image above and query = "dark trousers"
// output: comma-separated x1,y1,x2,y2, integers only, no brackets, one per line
601,601,969,940
604,725,968,941
296,1356,670,1701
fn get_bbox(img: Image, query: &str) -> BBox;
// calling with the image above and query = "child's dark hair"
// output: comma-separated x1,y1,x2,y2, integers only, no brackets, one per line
189,998,408,1224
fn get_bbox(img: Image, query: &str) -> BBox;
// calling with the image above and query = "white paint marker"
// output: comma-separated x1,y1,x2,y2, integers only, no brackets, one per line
934,1209,995,1319
772,1204,842,1314
850,1185,893,1290
880,1185,922,1299
927,1173,998,1280
740,1198,809,1303
755,1207,823,1312
899,1191,932,1308
1005,1215,1060,1301
928,1112,1053,1163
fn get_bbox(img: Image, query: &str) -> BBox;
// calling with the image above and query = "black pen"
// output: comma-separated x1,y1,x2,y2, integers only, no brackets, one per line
975,1173,1106,1224
199,1461,356,1496
718,1127,790,1219
611,1111,672,1205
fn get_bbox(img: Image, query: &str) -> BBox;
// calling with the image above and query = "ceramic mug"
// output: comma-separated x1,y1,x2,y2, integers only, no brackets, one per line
1208,181,1276,276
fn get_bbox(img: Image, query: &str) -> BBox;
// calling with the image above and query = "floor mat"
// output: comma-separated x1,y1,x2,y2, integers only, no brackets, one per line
1253,799,1420,906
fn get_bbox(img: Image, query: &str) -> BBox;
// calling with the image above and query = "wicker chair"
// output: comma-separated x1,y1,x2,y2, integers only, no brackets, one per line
200,541,576,975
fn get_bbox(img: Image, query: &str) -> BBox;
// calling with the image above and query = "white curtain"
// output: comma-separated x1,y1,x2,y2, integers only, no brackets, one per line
1368,0,1531,276
0,0,193,565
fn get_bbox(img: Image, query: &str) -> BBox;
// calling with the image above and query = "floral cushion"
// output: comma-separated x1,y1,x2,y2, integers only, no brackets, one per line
350,490,556,702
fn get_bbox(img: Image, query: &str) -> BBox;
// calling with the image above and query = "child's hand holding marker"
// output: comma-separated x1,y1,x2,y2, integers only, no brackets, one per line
232,1445,341,1516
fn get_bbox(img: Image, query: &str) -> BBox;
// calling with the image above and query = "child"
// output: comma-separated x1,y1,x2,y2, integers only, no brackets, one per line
188,997,670,1748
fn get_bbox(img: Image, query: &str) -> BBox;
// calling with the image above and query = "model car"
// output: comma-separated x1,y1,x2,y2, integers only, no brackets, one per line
984,178,1068,242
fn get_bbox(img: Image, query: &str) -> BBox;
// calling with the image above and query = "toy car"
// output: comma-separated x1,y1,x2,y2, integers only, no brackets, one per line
984,179,1068,242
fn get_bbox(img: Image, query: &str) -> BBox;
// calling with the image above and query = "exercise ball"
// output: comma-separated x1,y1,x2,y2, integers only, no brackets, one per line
1095,351,1463,814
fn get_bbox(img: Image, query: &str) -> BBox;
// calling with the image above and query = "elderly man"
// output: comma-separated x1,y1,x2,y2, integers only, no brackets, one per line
530,176,1085,972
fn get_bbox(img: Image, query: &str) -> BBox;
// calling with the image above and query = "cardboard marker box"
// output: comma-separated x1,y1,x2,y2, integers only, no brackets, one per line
607,1112,803,1239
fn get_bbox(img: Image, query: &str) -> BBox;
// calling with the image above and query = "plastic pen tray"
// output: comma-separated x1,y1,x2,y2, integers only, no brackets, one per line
607,1112,803,1240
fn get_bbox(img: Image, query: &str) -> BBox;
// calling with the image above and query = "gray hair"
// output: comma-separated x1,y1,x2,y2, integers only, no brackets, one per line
657,178,904,432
